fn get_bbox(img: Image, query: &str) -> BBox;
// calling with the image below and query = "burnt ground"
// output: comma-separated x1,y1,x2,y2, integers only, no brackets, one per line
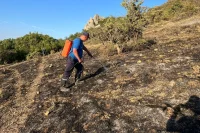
1,16,200,133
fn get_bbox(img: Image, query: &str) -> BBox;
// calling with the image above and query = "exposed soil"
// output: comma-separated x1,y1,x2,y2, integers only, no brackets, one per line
1,15,200,133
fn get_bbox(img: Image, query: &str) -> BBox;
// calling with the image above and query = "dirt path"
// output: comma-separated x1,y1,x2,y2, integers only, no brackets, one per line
26,58,45,104
1,57,45,133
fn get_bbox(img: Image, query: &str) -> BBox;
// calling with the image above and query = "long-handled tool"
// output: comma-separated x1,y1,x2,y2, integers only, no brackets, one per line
93,58,108,71
68,62,79,71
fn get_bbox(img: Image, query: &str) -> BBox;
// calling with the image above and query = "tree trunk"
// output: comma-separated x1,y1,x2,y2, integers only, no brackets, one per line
116,44,122,55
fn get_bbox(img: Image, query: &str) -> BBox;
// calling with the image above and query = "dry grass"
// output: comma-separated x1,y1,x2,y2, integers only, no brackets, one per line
85,42,117,58
144,14,200,44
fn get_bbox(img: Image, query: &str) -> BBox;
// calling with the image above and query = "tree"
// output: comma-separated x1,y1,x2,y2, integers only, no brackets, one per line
88,0,148,54
121,0,148,42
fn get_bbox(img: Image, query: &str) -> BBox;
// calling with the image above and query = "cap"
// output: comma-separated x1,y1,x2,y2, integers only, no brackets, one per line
82,32,90,38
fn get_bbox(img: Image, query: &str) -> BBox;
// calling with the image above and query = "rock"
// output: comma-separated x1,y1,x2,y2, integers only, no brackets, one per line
137,60,142,63
193,65,200,74
79,96,92,105
0,88,2,97
154,49,158,51
84,14,104,30
169,80,176,87
60,87,70,92
44,110,49,116
127,65,136,73
97,79,104,84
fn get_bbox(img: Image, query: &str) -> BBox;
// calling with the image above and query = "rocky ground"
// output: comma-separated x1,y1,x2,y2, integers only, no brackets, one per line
1,15,200,133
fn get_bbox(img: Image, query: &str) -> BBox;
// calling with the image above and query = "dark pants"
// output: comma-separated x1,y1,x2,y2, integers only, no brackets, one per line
62,56,83,81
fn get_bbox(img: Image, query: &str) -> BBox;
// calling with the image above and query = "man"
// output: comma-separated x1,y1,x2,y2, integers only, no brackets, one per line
61,32,93,88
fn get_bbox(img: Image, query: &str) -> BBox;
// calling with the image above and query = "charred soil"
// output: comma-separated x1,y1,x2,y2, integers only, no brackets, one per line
1,16,200,133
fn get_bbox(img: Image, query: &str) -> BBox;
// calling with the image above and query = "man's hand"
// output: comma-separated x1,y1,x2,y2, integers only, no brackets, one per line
83,45,93,58
78,58,84,63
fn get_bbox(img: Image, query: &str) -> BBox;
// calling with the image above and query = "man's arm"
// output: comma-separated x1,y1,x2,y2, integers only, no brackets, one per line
83,45,93,57
72,39,83,63
73,48,82,63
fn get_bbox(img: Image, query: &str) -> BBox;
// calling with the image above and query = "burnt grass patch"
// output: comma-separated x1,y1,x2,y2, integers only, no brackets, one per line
20,41,200,132
0,85,16,104
11,59,41,82
0,68,16,104
20,102,81,133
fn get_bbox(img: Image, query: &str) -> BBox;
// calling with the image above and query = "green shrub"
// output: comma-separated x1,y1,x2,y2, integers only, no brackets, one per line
0,32,65,64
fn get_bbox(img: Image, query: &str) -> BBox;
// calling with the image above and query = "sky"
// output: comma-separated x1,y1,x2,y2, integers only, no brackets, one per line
0,0,167,40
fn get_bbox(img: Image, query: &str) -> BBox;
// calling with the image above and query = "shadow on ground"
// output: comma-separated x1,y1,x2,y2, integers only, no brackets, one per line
166,95,200,133
68,67,106,88
81,67,106,81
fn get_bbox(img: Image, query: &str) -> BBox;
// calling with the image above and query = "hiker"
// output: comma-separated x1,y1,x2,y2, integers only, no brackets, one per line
61,32,93,88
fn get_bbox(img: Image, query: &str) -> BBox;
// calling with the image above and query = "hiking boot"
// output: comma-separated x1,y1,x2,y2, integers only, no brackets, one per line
75,79,81,86
61,78,71,88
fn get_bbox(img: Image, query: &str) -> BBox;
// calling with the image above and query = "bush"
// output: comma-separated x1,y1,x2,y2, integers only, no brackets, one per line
0,32,65,64
0,50,18,64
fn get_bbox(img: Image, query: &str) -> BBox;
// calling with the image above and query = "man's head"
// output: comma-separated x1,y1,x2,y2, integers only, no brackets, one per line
80,32,90,41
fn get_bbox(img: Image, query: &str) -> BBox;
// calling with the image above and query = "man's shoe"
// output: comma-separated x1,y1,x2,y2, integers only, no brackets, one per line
61,78,71,88
75,79,81,86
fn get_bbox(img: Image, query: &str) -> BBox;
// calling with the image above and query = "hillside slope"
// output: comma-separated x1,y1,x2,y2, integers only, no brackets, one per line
1,15,200,132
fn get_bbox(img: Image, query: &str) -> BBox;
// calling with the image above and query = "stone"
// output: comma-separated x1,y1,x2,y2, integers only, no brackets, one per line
84,14,104,30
